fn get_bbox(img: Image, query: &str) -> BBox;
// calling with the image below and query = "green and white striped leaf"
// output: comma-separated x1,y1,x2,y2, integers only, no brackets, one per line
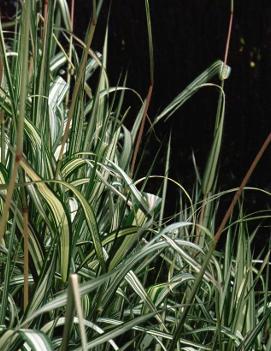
20,159,70,282
74,312,156,350
154,60,230,125
20,329,54,351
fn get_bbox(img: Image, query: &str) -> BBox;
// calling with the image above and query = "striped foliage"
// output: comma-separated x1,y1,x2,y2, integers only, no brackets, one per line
0,1,269,350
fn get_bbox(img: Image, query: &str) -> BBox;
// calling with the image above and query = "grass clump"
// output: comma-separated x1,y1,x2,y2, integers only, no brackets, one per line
0,1,270,350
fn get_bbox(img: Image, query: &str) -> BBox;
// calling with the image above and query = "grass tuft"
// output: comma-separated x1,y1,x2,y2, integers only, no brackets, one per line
0,1,269,350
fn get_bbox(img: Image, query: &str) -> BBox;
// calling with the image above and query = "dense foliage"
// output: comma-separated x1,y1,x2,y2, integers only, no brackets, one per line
0,1,270,350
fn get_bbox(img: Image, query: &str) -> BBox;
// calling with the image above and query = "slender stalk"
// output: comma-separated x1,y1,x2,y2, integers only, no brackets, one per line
56,0,98,171
130,85,153,175
72,275,87,351
196,0,234,244
130,0,154,175
34,0,53,147
65,0,75,106
0,1,30,242
0,210,16,325
23,207,29,311
60,274,87,351
214,132,271,243
0,111,5,164
158,133,171,228
223,0,234,67
0,50,3,84
19,166,29,312
43,0,48,40
60,275,75,351
0,31,4,163
0,20,16,116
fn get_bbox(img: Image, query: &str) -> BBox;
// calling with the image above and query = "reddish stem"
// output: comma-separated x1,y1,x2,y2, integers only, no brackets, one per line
214,132,271,244
130,84,153,175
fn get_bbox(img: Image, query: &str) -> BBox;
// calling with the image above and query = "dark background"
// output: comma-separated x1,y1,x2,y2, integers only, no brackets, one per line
74,1,271,192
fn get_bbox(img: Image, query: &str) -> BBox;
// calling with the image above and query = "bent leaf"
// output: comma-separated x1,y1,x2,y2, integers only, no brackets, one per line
20,158,70,282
